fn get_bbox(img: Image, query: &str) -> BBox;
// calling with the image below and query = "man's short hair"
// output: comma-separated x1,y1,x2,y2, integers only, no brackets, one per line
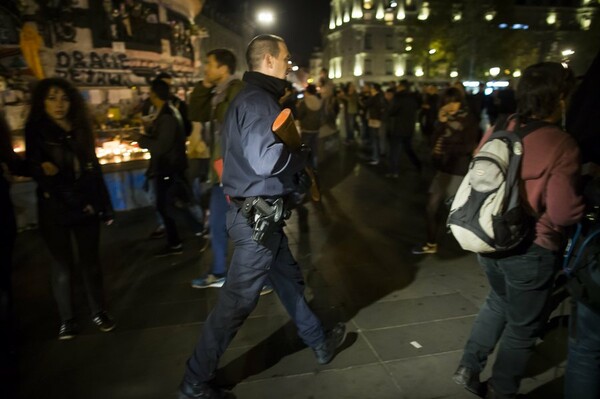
246,34,284,71
207,49,237,75
150,78,170,101
517,62,575,120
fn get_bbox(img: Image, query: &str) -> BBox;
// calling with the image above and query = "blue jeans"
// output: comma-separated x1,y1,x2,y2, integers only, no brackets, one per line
565,302,600,399
459,244,557,396
184,204,326,383
209,184,229,276
369,126,381,162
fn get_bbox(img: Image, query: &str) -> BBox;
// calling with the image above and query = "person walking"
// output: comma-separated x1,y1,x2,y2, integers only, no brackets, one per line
138,78,190,256
178,35,346,399
452,62,585,398
25,78,115,340
186,49,244,290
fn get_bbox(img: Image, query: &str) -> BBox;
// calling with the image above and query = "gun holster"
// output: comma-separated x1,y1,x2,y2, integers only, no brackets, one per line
241,197,290,245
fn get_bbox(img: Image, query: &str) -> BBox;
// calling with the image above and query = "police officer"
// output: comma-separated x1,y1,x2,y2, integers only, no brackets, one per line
178,34,346,399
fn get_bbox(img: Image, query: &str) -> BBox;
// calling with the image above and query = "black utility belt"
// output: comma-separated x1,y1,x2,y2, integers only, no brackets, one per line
233,196,291,245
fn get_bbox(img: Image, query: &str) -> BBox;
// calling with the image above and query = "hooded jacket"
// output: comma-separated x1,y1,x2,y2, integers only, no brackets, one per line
297,94,323,133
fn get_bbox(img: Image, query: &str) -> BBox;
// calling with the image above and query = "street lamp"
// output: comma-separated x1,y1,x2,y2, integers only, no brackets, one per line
489,67,501,77
257,10,275,26
562,49,575,57
428,48,437,55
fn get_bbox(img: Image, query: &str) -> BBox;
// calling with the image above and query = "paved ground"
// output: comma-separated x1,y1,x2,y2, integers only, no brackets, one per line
10,142,569,399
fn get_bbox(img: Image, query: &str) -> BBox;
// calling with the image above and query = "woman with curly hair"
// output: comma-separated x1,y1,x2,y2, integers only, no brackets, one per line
25,77,115,340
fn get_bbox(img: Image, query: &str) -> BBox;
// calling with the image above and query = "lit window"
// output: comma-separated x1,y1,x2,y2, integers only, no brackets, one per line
415,66,424,77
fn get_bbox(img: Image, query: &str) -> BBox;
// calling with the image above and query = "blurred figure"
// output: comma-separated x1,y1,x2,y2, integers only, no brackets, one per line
386,79,422,177
495,81,517,123
25,78,115,340
364,83,386,165
280,81,298,118
453,63,584,398
420,84,439,142
297,84,323,170
341,82,359,145
412,87,477,255
0,112,27,396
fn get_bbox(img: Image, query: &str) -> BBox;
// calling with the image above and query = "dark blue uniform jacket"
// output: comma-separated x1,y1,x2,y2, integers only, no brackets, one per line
221,71,305,198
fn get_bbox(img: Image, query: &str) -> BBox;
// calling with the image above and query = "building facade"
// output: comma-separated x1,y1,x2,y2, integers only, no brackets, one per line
323,0,599,84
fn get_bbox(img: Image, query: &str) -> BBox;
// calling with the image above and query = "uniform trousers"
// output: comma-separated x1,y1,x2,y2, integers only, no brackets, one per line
184,204,326,383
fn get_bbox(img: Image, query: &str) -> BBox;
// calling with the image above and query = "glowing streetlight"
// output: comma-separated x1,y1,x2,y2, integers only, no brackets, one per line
489,67,501,77
450,71,459,78
428,48,437,55
562,49,575,57
513,69,522,78
257,10,275,26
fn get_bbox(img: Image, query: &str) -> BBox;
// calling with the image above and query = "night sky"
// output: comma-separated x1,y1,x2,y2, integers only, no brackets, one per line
205,0,331,66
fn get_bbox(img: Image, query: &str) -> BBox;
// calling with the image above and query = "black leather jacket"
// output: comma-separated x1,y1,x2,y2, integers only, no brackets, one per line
25,117,113,221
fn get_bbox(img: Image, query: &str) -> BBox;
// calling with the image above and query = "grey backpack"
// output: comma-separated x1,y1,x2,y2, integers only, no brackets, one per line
447,117,549,253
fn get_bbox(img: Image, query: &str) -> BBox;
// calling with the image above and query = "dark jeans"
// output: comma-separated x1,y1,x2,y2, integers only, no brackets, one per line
565,302,600,399
183,205,326,383
38,201,105,322
459,244,557,396
301,131,319,170
208,185,228,276
155,175,182,246
345,113,357,141
388,136,421,174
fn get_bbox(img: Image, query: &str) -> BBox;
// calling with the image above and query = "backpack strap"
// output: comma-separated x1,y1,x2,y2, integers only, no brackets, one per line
493,114,554,139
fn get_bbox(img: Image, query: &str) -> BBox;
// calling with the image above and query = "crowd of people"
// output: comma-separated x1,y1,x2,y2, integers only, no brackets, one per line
0,33,598,399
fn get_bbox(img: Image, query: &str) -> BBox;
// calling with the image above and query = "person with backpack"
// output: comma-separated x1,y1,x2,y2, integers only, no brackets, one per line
411,87,477,255
451,62,585,399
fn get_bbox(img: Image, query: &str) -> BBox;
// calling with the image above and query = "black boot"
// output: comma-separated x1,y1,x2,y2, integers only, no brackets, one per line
453,365,486,397
313,322,346,365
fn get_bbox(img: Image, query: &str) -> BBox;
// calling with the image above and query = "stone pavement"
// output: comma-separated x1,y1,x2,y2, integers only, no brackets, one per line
11,144,568,399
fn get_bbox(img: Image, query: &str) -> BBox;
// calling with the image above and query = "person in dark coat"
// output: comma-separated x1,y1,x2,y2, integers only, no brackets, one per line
25,78,115,340
386,79,422,176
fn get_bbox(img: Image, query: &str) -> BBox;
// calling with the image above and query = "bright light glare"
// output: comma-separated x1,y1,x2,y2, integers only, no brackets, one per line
429,49,437,55
562,49,575,56
489,67,501,77
257,10,274,25
291,66,299,72
450,71,458,78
